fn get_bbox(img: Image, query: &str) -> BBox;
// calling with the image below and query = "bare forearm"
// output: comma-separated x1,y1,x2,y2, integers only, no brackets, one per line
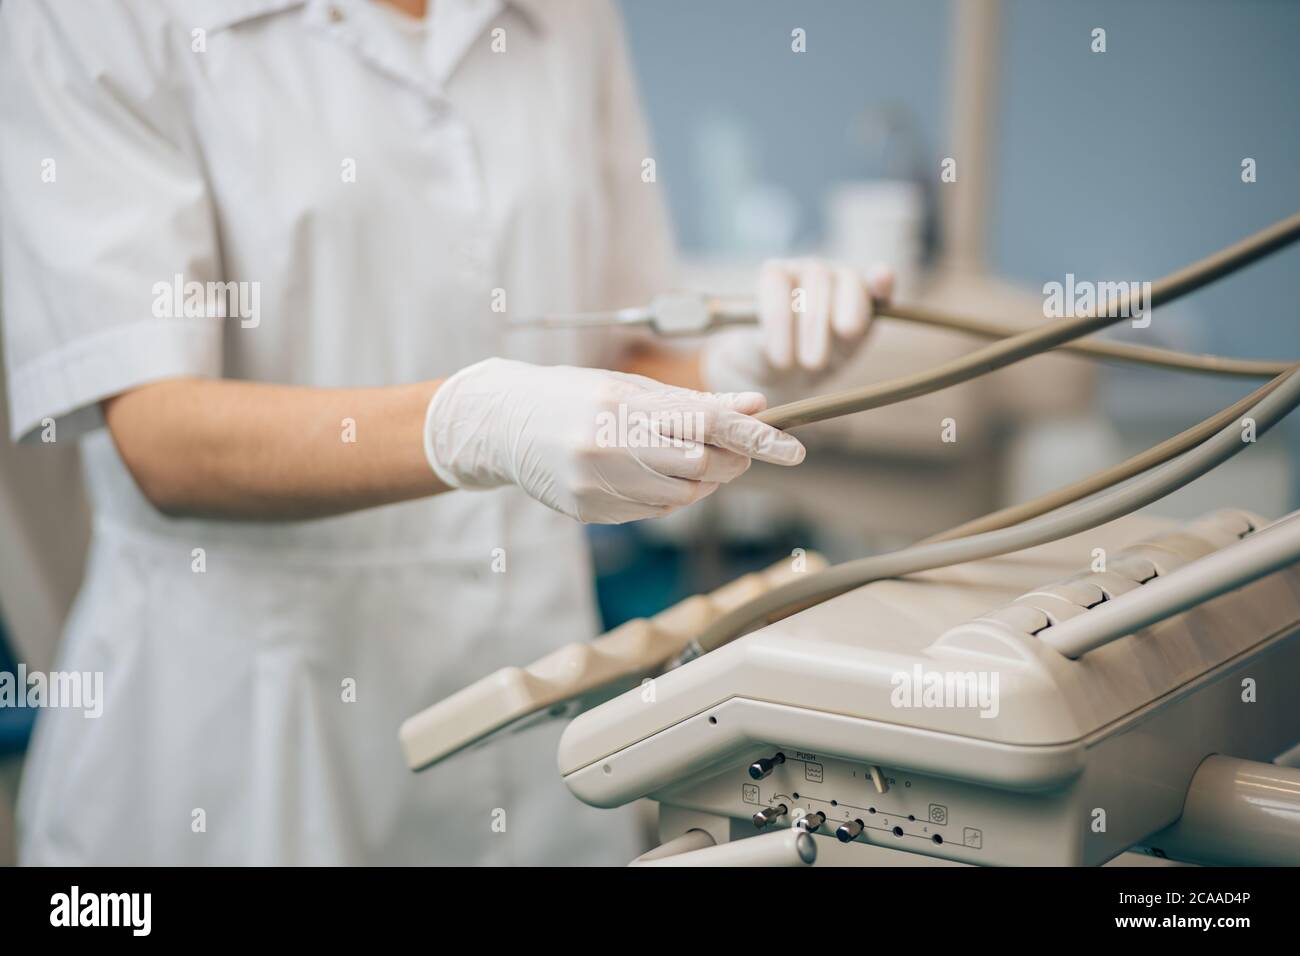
618,343,705,391
103,377,447,521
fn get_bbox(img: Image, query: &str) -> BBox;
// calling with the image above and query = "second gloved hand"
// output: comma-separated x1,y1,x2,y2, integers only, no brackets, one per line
423,358,805,524
702,259,894,404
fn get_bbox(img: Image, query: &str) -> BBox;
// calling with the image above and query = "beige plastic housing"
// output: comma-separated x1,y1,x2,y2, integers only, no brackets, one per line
558,509,1300,865
399,552,827,771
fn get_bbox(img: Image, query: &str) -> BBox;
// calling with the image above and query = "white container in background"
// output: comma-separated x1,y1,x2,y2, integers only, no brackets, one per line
824,179,924,299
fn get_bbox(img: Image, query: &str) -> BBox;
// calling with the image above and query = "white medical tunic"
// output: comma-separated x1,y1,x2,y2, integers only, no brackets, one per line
0,0,674,864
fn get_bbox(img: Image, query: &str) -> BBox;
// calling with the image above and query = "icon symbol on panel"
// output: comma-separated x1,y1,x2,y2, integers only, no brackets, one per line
929,803,948,825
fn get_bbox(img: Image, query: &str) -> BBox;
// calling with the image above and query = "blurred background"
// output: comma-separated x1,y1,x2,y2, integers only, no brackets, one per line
1,0,1298,862
590,0,1300,628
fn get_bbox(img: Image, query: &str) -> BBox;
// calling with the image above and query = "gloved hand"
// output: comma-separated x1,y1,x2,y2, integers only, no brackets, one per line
423,358,805,524
702,259,895,403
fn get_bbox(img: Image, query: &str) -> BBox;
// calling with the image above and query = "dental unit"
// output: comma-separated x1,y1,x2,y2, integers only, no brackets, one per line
403,211,1300,866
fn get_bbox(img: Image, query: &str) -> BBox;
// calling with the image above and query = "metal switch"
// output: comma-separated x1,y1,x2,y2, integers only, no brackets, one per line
752,804,788,829
835,818,865,843
798,811,827,832
748,752,786,780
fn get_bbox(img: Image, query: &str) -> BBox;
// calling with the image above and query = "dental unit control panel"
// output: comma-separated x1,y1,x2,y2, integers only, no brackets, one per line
554,510,1300,866
404,508,1300,866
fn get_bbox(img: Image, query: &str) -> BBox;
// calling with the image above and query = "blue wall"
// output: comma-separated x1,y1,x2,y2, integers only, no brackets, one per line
994,0,1300,364
619,0,952,252
621,0,1298,351
620,0,1300,498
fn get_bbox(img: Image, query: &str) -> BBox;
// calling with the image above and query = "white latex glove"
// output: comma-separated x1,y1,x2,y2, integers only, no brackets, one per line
423,358,806,524
702,259,895,403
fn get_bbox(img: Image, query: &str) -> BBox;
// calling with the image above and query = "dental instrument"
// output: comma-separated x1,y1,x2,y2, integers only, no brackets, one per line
506,292,757,337
682,363,1300,660
507,210,1300,393
924,365,1297,542
510,296,1293,379
404,210,1300,865
1038,510,1300,658
506,295,1289,377
758,210,1300,429
398,364,1300,773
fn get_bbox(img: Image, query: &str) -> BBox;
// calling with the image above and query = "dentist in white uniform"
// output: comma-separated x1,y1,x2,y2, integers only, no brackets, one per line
0,0,889,865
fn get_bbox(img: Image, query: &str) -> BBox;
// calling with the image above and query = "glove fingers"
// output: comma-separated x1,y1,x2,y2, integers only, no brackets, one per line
831,264,870,340
758,259,795,371
866,263,895,302
650,385,769,416
588,456,720,508
696,408,805,466
701,390,768,415
634,442,752,484
577,499,676,525
645,397,804,466
795,260,832,371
